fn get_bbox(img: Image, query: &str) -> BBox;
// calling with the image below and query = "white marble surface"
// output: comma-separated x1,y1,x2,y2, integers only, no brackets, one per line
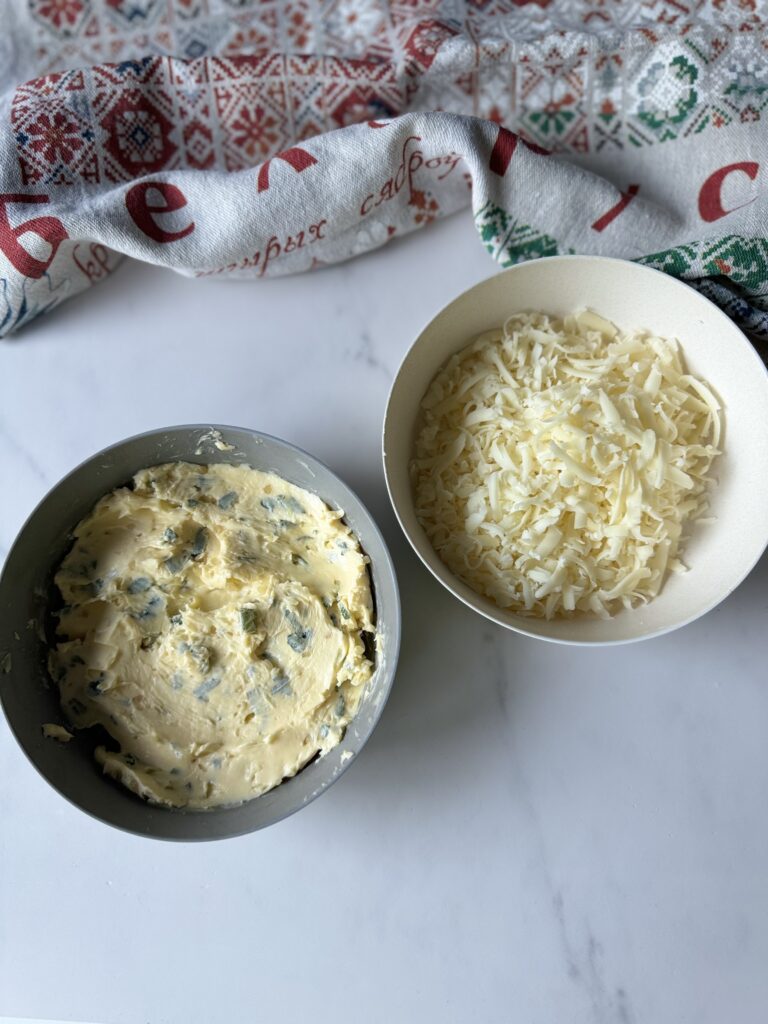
1,213,767,1024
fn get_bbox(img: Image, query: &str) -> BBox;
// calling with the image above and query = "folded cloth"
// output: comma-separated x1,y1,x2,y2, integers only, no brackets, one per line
0,1,766,340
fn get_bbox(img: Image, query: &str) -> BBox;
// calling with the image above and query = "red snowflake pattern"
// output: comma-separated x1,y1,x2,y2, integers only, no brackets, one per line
27,110,84,164
230,105,280,159
32,0,86,32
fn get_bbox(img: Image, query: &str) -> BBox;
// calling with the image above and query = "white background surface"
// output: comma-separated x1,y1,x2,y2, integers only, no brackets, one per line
1,213,767,1024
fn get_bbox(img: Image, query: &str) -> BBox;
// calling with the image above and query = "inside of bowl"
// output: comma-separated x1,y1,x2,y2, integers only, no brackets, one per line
384,257,768,644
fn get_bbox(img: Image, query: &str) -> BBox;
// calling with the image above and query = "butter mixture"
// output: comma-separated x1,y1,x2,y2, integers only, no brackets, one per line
49,462,375,808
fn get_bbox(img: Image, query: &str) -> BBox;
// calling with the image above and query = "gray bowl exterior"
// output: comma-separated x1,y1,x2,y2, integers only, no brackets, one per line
0,425,401,841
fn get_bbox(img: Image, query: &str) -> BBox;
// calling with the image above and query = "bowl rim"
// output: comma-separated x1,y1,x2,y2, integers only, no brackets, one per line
382,254,768,647
0,423,401,839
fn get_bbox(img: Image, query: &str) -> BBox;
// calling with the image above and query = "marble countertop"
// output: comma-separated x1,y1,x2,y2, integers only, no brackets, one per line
1,214,767,1024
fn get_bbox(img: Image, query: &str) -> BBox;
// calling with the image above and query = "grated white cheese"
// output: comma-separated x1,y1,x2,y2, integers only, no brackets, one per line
411,310,723,619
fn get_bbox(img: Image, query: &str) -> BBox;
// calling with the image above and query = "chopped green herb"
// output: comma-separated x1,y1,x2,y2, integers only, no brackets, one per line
127,577,152,594
187,644,211,674
261,495,305,516
164,552,190,575
190,527,208,558
88,675,105,695
285,608,312,653
282,495,305,516
287,627,312,653
187,498,199,508
131,595,162,620
194,677,221,702
240,607,259,634
271,674,291,696
169,613,182,627
339,604,350,619
284,609,303,631
163,527,177,543
218,491,238,510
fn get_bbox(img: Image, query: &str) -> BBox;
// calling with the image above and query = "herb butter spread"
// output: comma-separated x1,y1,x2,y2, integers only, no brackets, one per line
49,462,375,809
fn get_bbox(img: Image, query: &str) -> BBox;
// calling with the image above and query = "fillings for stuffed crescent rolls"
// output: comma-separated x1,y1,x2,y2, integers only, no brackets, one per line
48,462,376,808
411,310,722,619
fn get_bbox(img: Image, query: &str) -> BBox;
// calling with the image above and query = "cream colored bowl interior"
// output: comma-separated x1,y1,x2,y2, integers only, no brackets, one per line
383,256,768,644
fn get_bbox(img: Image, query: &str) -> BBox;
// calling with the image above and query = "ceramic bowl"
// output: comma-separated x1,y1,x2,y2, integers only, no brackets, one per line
383,256,768,645
0,425,400,839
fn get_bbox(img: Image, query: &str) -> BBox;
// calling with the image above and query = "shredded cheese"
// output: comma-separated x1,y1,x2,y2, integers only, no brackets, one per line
411,310,722,619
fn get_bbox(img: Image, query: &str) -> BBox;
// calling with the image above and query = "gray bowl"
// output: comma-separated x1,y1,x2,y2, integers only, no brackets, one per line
0,425,400,840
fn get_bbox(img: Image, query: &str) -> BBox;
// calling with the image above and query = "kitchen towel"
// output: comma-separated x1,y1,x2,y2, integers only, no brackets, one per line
0,1,766,339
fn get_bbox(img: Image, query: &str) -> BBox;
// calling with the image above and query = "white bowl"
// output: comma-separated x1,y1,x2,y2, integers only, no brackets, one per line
383,256,768,645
